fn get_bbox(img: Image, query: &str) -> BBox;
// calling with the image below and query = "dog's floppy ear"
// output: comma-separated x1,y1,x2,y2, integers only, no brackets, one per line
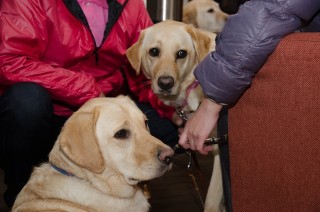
186,25,215,62
59,107,105,173
183,4,198,28
126,31,145,75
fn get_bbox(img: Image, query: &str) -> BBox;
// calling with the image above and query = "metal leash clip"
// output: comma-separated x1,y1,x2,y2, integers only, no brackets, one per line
172,134,228,154
172,143,183,153
174,107,228,152
204,134,228,146
176,107,192,121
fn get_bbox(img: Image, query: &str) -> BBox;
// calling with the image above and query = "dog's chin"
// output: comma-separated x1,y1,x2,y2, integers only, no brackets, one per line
160,92,170,96
125,165,172,185
156,90,178,101
125,177,142,185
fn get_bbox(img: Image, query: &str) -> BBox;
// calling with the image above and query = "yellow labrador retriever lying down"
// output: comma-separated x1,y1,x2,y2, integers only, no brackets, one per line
12,96,174,212
126,20,225,212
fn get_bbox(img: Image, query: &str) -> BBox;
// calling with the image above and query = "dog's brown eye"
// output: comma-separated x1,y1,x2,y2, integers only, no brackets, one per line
149,48,160,57
176,50,187,59
207,8,215,13
114,129,130,139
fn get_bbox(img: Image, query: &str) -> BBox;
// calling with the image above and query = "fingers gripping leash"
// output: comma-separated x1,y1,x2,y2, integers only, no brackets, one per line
172,107,228,209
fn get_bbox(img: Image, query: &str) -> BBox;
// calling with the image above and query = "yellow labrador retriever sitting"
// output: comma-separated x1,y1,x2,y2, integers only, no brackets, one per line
12,96,174,212
126,20,225,212
127,20,216,113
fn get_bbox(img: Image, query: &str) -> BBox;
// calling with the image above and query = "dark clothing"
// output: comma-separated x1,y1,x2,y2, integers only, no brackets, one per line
217,107,231,212
0,83,65,207
215,0,248,14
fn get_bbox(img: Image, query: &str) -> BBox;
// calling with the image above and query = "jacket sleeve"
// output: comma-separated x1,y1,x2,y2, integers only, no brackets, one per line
0,1,101,107
122,0,175,120
194,0,320,105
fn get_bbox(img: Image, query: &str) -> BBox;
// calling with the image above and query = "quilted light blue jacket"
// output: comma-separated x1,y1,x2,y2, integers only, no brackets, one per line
194,0,320,105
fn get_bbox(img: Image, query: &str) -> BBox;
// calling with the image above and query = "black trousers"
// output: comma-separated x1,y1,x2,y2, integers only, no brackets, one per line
0,82,179,207
218,107,232,212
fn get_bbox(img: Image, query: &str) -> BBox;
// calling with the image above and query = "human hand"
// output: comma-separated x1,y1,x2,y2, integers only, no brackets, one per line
178,98,223,155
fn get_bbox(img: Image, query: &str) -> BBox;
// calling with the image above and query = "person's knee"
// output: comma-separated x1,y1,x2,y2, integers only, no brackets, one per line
1,82,53,119
0,83,55,161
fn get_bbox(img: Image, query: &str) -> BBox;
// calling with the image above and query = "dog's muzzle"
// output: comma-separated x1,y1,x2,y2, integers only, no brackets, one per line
158,76,174,92
158,148,174,165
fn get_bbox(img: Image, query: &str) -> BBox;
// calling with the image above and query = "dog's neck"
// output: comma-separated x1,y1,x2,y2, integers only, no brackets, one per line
182,79,199,107
49,143,141,199
50,162,79,178
161,76,202,112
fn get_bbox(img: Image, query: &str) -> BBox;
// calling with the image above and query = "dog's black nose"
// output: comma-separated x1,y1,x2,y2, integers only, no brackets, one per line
158,148,174,165
163,156,173,165
158,76,174,91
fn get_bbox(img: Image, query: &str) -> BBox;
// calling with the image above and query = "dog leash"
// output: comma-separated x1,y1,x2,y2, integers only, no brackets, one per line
176,107,192,121
175,107,228,146
171,135,228,210
174,107,228,209
172,134,228,153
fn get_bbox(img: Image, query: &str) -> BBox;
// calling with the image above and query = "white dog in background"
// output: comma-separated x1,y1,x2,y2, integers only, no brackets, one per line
183,0,229,33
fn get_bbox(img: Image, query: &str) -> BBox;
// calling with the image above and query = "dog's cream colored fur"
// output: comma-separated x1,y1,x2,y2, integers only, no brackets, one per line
183,0,229,33
126,20,225,212
12,96,174,212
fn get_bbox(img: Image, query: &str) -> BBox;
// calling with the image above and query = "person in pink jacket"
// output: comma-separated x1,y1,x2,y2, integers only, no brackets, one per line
0,0,182,207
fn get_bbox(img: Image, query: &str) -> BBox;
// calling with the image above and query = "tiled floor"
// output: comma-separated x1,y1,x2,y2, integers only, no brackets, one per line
0,152,213,212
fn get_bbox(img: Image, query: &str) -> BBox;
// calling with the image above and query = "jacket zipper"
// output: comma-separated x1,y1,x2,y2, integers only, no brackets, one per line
63,0,129,65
